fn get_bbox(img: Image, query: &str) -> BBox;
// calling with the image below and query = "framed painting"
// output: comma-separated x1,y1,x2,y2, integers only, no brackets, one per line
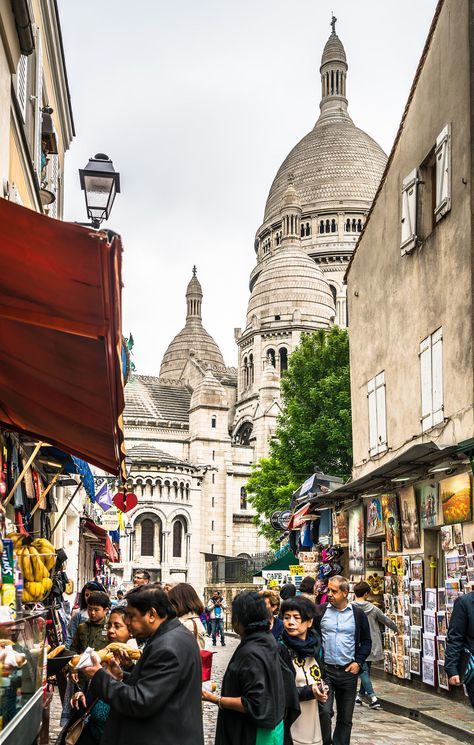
399,485,421,550
382,494,402,552
366,496,384,538
415,482,439,528
440,473,472,525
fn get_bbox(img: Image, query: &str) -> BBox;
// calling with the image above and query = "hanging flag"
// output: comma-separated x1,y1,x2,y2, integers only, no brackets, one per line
96,480,114,512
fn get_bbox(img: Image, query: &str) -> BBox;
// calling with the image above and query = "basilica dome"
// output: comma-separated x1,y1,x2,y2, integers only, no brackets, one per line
160,269,225,379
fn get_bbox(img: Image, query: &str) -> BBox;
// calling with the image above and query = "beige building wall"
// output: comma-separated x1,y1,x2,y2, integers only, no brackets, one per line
347,0,473,480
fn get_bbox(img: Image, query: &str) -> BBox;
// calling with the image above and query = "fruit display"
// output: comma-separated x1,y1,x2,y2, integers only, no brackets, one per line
6,533,56,603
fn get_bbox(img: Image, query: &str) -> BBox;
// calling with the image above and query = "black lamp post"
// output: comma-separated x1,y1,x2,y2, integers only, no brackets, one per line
79,153,120,229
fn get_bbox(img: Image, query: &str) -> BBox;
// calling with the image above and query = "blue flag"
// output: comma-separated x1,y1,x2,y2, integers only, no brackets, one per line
96,480,114,512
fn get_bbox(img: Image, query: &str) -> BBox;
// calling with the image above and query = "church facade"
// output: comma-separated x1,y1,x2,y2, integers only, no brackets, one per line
119,20,387,592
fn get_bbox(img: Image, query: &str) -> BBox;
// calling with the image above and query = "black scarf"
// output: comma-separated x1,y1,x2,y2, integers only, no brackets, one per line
281,628,319,659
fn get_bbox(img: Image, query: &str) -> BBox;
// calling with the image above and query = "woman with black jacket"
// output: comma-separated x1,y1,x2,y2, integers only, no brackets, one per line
279,596,328,745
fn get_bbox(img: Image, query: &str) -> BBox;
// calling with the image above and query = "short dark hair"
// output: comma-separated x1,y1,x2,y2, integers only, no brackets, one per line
353,581,371,598
168,583,204,617
109,606,127,620
134,570,151,581
232,592,269,632
280,583,297,600
281,596,316,622
87,590,110,609
117,590,124,597
299,576,316,594
126,586,176,619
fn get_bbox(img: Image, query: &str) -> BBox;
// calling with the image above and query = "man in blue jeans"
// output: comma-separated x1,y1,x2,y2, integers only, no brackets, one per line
207,590,227,646
313,576,371,745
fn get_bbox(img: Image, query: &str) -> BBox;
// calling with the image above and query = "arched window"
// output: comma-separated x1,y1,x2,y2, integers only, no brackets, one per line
172,520,183,557
234,421,253,445
305,222,311,237
211,415,217,428
249,353,254,384
185,484,190,500
300,224,305,237
141,519,154,556
267,348,276,367
243,357,248,388
279,347,288,375
325,219,331,233
164,480,171,498
319,220,325,234
336,70,339,94
179,482,184,500
352,218,357,232
331,219,337,233
156,480,163,498
240,487,247,510
173,481,178,499
357,219,362,232
345,218,351,232
330,285,337,307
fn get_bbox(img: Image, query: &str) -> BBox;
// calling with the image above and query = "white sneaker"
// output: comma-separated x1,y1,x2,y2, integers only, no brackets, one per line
355,695,363,706
369,696,381,709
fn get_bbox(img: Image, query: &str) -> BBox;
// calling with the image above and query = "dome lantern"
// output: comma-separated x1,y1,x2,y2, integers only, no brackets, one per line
319,15,349,121
186,265,203,319
280,175,302,246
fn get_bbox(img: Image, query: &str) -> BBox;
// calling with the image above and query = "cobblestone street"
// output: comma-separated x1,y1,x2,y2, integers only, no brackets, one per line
47,634,469,745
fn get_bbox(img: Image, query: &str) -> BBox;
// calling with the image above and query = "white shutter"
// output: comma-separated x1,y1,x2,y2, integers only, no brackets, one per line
49,155,58,218
368,377,378,456
16,55,28,121
34,29,43,176
420,335,433,432
431,328,444,425
400,169,418,253
435,125,451,221
375,372,387,452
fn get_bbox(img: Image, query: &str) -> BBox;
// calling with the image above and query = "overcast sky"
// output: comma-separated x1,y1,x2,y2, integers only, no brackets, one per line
60,0,438,374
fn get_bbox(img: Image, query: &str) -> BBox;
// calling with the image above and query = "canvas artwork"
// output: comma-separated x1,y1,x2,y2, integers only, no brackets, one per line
348,503,364,575
445,579,461,606
423,635,436,659
466,555,474,570
422,658,436,686
440,473,472,525
333,511,349,545
416,482,439,528
411,559,423,582
445,553,461,579
409,582,423,605
365,543,383,569
381,494,401,552
436,637,446,662
425,587,437,612
410,604,423,627
440,525,453,552
423,612,436,635
366,497,384,537
409,649,421,675
399,485,421,550
467,568,474,583
410,626,422,650
438,662,449,690
436,612,447,637
452,523,463,546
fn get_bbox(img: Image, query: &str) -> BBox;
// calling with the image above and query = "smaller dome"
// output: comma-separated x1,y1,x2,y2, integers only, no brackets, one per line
128,443,188,466
321,32,347,67
281,176,300,209
186,266,202,297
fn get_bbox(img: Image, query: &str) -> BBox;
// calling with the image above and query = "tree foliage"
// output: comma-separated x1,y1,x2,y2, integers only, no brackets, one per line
247,327,352,542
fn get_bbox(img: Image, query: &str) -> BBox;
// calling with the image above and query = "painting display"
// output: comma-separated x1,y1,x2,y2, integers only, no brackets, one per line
332,511,349,545
416,482,439,528
452,523,463,546
436,612,447,636
440,525,453,551
366,496,384,537
409,604,422,627
445,579,462,606
382,494,401,552
436,637,446,662
399,485,421,550
348,504,364,575
424,588,437,612
438,662,449,690
422,635,436,659
409,649,421,675
423,612,436,635
440,473,472,525
422,658,436,686
410,626,422,650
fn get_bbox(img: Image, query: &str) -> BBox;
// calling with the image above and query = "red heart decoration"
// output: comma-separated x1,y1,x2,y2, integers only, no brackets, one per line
113,491,138,513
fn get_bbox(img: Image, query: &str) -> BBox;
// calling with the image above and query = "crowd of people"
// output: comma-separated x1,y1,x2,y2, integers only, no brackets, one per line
51,572,474,745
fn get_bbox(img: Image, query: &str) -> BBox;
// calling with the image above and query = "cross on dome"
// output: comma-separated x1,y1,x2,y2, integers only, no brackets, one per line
331,13,337,34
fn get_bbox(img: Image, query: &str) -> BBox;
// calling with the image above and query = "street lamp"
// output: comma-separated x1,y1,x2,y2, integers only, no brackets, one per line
79,153,120,229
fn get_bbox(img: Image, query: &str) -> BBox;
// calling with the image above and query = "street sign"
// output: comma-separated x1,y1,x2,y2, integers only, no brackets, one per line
100,508,119,531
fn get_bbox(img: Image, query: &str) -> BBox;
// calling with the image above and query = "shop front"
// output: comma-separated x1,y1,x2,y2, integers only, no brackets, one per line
0,197,126,743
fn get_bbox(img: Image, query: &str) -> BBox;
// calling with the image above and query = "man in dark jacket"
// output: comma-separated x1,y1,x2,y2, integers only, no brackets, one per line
445,589,474,707
313,576,371,745
82,585,204,745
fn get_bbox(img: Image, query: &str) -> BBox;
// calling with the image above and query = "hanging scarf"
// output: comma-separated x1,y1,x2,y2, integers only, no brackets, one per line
281,628,320,659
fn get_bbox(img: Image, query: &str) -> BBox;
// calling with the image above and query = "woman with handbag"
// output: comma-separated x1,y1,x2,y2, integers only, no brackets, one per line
168,583,206,649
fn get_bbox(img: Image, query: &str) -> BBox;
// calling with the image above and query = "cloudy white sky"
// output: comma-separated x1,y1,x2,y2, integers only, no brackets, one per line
60,0,438,374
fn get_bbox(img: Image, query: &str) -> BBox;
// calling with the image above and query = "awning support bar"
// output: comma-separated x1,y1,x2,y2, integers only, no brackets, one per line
4,441,43,506
50,479,83,535
30,467,65,517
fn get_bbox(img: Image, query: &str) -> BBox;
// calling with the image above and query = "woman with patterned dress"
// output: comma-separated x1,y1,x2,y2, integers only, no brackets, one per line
279,596,328,745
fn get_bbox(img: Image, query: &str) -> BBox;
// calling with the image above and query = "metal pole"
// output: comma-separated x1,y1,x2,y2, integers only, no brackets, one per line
4,441,43,506
50,479,84,536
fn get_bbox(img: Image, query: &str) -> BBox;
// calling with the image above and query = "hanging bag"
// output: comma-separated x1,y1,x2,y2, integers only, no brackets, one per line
191,618,214,681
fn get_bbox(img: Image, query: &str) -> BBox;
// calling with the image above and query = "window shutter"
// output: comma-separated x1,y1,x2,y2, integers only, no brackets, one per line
367,377,378,456
435,125,451,221
420,336,433,432
400,169,418,253
34,29,43,176
431,328,444,425
375,372,387,452
16,55,28,121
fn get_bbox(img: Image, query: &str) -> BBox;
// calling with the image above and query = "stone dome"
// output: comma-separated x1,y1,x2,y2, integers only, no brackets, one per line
160,269,225,379
321,32,347,65
246,243,335,328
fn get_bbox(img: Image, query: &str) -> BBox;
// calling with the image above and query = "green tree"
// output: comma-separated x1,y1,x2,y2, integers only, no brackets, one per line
247,327,352,542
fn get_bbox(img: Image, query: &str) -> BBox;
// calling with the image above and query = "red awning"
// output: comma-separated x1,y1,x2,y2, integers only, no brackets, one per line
288,503,312,531
0,198,125,478
84,519,116,561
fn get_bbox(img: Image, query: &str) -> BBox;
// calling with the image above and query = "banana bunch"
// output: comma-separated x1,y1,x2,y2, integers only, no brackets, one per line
6,533,56,603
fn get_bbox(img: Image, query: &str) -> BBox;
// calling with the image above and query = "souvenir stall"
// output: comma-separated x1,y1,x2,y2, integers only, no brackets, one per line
0,198,126,743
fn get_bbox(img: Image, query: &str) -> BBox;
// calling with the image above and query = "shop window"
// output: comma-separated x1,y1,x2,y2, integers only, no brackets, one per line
172,520,183,557
141,519,155,556
367,371,387,456
420,328,443,432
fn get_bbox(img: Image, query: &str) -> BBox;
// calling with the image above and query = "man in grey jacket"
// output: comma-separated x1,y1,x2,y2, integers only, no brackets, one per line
353,581,397,709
